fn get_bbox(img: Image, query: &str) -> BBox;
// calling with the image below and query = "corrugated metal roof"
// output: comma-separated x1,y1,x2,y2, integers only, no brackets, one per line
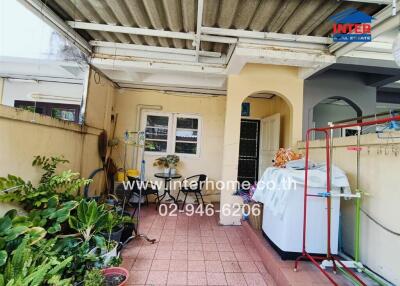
43,0,383,55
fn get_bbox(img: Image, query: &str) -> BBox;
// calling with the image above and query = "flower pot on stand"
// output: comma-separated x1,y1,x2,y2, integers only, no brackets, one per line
164,167,170,174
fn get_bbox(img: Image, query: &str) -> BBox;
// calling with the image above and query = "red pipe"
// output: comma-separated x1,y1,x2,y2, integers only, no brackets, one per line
292,114,396,285
313,115,400,131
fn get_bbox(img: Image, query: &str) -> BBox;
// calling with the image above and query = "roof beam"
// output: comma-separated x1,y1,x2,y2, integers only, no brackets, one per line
357,41,394,53
93,48,225,65
90,58,226,75
90,41,222,58
201,27,332,45
195,0,204,62
227,44,336,74
18,0,91,55
67,21,237,44
68,21,195,40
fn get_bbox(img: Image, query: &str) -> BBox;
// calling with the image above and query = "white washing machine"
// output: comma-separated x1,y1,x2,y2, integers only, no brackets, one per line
262,184,341,260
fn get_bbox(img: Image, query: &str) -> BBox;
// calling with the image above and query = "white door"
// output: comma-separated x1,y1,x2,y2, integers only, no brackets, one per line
259,113,281,178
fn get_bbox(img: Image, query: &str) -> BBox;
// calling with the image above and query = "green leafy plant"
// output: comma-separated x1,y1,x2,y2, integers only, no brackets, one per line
53,237,99,282
0,156,91,210
0,238,73,286
0,210,47,259
84,269,105,286
108,256,122,267
153,154,180,168
68,200,108,242
32,155,69,183
28,198,78,235
102,211,132,236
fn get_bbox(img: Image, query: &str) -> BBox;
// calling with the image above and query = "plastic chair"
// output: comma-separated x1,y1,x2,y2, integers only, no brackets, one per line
177,174,207,210
126,176,161,210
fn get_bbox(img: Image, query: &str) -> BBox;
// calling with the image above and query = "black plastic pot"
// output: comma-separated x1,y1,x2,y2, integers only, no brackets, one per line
120,223,136,244
102,225,124,242
115,210,136,244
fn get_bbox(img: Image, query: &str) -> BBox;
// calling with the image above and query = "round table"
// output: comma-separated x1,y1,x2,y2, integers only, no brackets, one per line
155,172,182,203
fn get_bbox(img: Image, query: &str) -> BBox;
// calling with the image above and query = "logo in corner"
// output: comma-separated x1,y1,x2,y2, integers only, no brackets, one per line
330,8,373,42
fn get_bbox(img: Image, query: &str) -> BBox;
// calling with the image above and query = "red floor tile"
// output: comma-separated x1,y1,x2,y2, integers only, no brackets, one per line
146,270,168,285
171,250,188,260
167,271,187,285
127,270,148,285
204,251,220,261
121,205,279,285
206,272,227,285
219,251,237,262
205,260,224,273
225,273,247,286
188,250,205,261
151,259,170,271
155,249,172,260
202,243,218,251
243,272,268,286
132,259,153,271
238,261,258,273
222,261,242,273
169,259,188,272
188,260,206,272
188,271,207,285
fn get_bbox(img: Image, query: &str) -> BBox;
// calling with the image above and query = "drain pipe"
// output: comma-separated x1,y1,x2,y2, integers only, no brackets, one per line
133,104,162,169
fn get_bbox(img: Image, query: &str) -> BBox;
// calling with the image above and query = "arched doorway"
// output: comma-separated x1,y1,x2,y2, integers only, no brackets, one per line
236,92,291,188
219,64,303,225
312,96,362,139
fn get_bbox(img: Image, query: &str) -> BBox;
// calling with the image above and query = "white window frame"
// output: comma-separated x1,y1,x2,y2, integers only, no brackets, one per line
142,111,202,157
142,111,173,156
172,114,201,157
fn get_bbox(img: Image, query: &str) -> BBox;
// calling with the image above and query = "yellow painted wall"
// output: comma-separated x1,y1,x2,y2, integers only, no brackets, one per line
85,70,116,132
0,78,4,104
220,64,304,225
0,69,116,216
113,88,226,201
297,134,400,285
243,96,291,148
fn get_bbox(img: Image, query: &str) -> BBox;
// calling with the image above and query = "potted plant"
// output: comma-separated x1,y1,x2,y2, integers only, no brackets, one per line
0,155,91,211
153,155,180,175
102,267,129,286
166,155,180,175
153,156,169,174
101,211,132,242
83,267,128,286
84,269,104,286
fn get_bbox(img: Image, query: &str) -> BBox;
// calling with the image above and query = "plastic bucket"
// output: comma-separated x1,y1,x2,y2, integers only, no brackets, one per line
126,169,139,178
116,172,125,182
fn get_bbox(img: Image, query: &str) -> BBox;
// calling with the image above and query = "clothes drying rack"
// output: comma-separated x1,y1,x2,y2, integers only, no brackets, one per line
294,115,400,286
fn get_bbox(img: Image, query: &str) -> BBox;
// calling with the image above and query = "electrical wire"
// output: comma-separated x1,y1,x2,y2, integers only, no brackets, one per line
361,208,400,236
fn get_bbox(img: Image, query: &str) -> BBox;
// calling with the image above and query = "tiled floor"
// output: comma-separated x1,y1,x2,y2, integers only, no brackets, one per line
121,204,379,286
121,204,275,285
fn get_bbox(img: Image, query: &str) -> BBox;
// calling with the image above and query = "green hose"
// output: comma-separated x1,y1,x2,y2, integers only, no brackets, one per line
354,189,362,262
337,265,362,286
